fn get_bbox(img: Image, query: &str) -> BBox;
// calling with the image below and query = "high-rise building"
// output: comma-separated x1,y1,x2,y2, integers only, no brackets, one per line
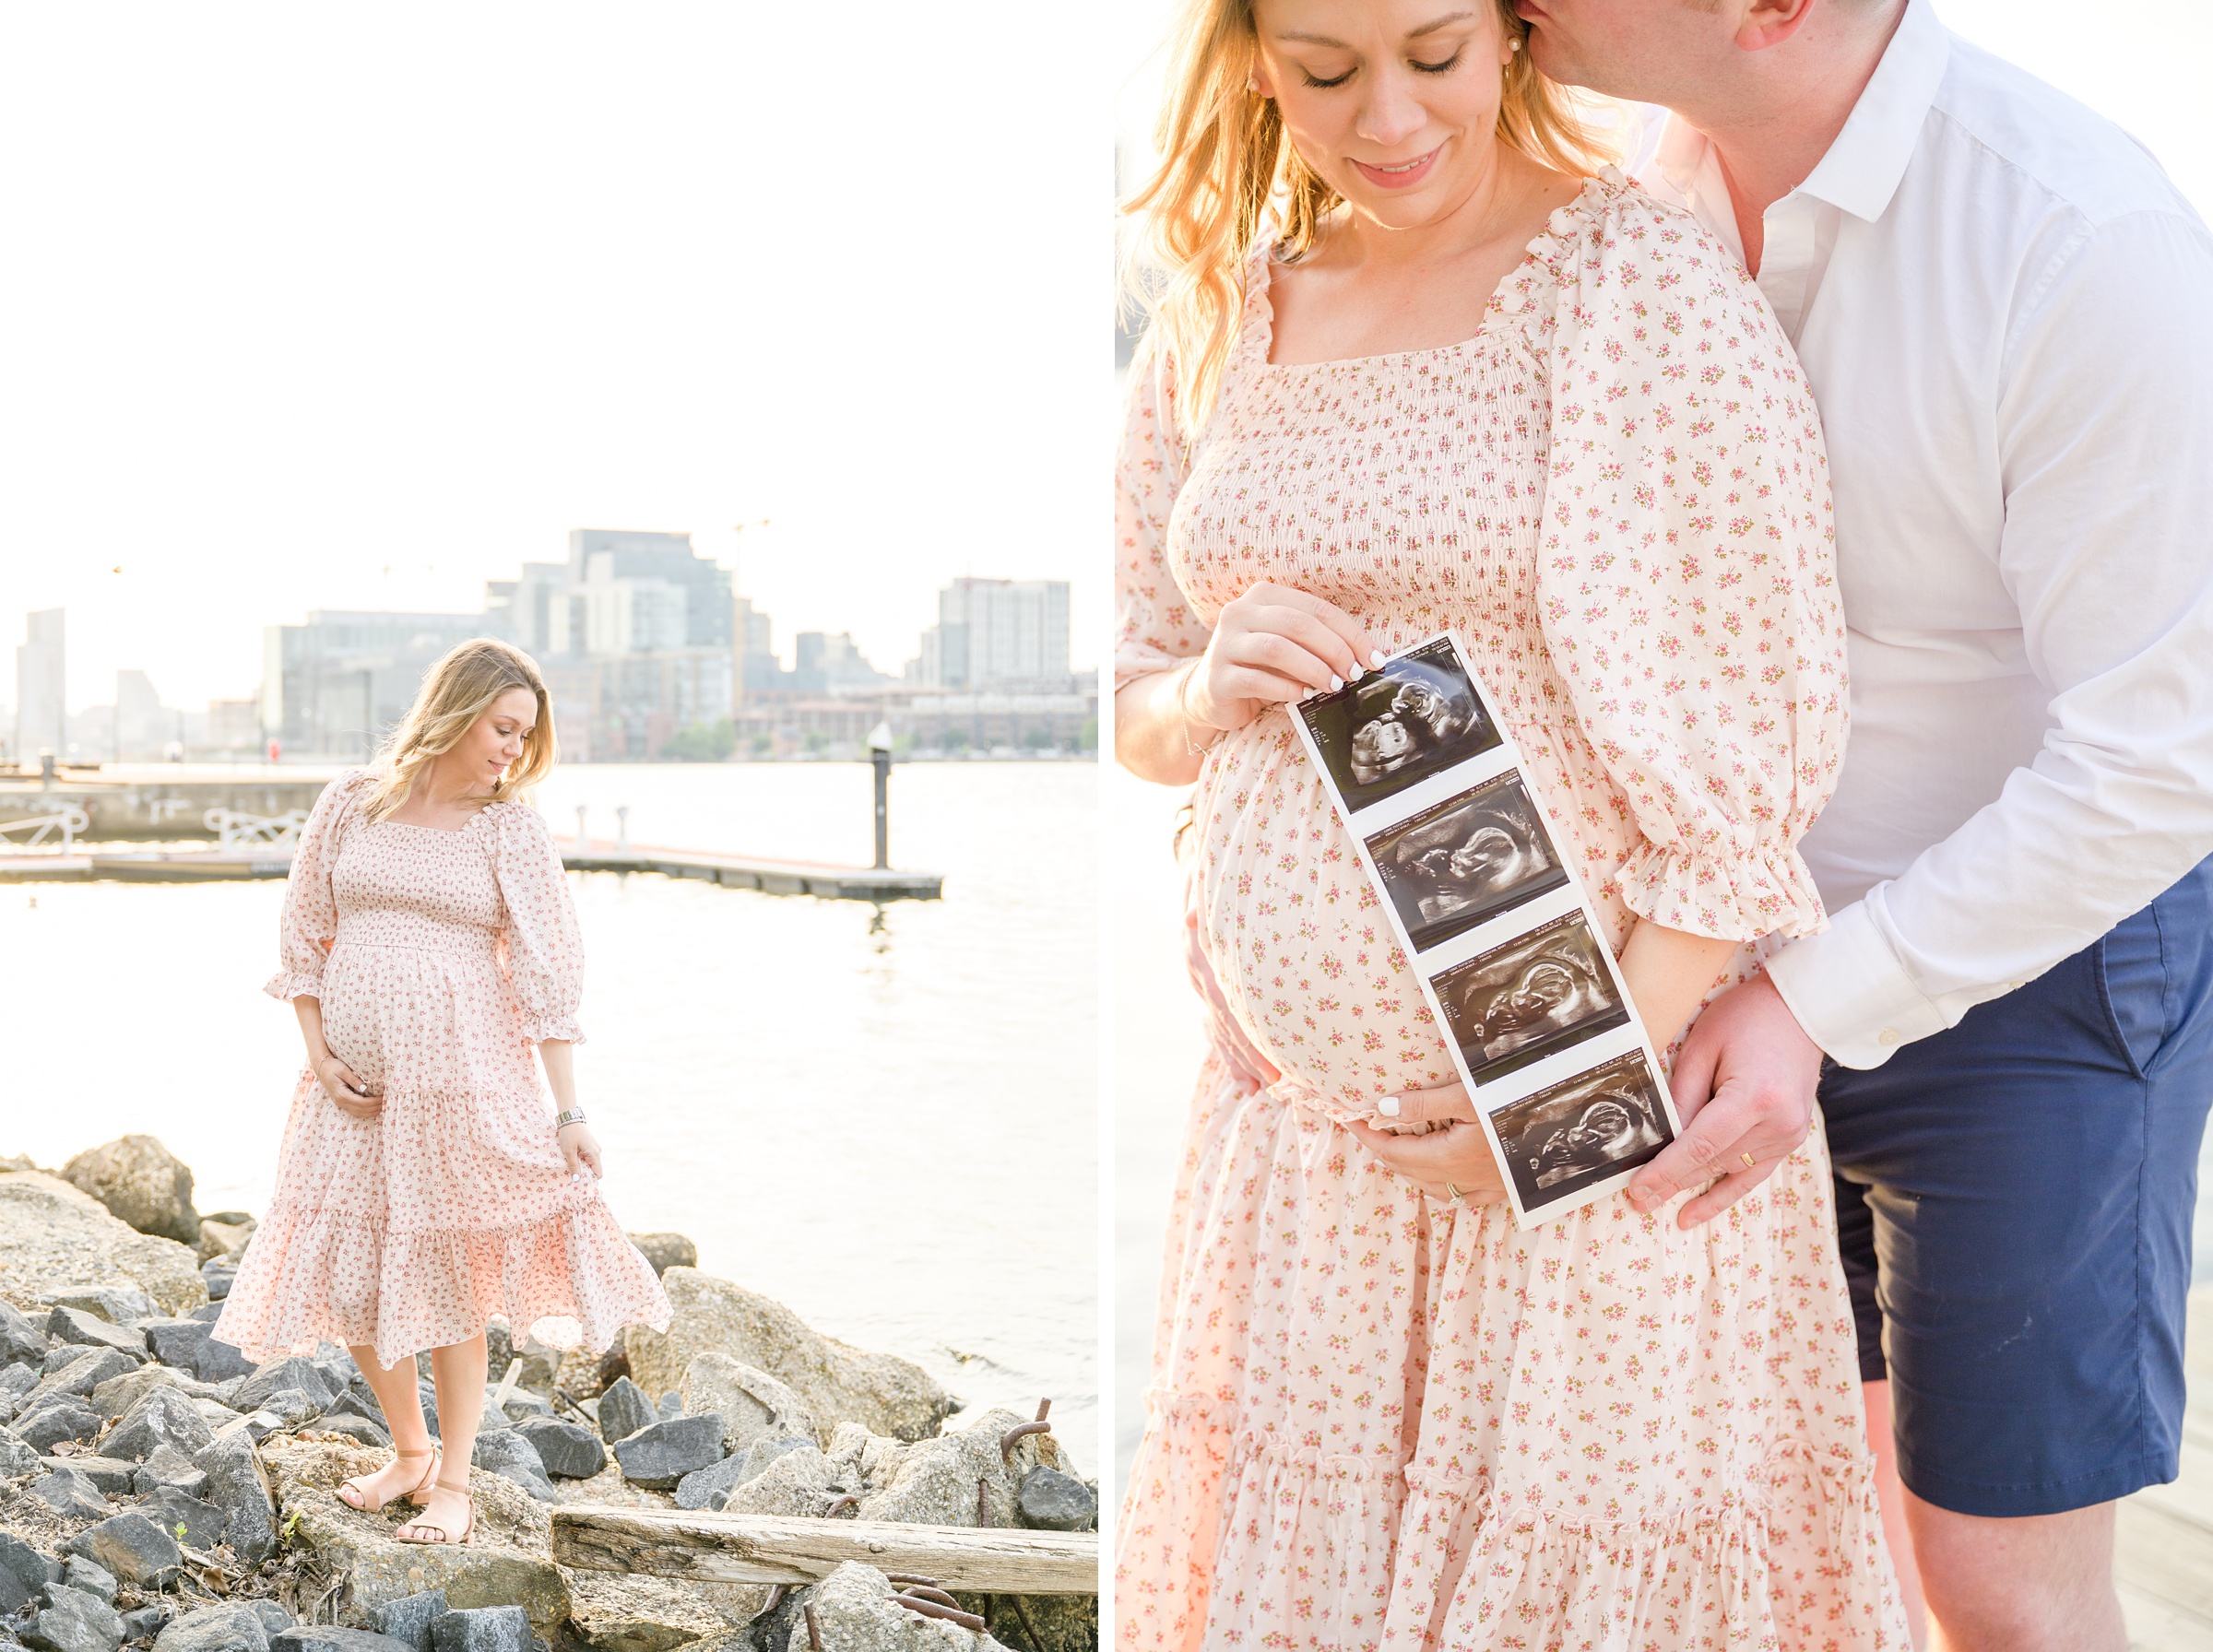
115,670,170,761
14,608,65,764
915,579,1072,690
261,610,491,756
564,530,733,649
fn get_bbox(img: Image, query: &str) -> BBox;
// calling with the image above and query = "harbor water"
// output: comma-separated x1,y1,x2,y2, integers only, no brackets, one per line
1,760,1098,1469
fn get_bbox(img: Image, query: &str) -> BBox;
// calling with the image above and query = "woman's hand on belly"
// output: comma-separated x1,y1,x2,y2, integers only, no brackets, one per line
1345,1081,1509,1207
314,1054,383,1120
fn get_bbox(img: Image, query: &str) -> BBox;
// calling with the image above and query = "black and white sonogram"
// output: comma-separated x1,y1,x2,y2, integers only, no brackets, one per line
1431,912,1630,1084
1487,1051,1673,1211
1365,772,1568,951
1297,637,1502,812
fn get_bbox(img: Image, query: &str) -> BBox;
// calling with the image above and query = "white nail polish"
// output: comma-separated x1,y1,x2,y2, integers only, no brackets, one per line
1369,649,1388,667
1330,675,1343,691
1378,1096,1400,1117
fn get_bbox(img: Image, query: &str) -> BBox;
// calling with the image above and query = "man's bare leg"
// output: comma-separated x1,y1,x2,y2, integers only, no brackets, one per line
1906,1492,2124,1652
1863,1381,1927,1647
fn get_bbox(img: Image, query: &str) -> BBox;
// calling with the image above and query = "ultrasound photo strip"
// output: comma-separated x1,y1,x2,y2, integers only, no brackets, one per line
1292,630,1685,1227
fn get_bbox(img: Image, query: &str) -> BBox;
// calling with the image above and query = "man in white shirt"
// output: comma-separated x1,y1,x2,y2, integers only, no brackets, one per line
1514,0,2213,1646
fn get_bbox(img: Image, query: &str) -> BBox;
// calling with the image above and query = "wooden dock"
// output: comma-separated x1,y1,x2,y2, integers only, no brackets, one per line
2121,1284,2213,1648
0,839,941,902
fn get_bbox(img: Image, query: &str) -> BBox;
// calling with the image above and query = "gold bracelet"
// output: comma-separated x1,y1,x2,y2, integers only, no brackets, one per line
1177,660,1225,761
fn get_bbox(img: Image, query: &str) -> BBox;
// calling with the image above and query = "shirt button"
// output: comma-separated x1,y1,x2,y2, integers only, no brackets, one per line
1877,1029,1901,1046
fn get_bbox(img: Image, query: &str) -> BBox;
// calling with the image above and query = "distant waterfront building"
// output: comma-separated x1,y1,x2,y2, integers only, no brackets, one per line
915,579,1072,690
792,631,892,693
206,698,261,753
14,608,65,765
116,670,172,761
262,610,491,757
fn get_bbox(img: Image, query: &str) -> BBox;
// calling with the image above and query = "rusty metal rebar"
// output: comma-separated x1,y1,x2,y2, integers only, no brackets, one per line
898,1586,963,1611
823,1495,859,1518
976,1476,989,1528
893,1594,986,1632
885,1574,941,1589
762,1585,788,1617
803,1601,822,1652
999,1422,1051,1463
1035,1398,1052,1422
1012,1595,1046,1649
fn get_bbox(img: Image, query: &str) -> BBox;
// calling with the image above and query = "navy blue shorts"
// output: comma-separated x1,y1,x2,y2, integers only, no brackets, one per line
1824,858,2213,1518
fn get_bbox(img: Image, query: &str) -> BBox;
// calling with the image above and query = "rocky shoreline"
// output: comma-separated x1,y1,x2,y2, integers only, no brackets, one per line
0,1140,1097,1652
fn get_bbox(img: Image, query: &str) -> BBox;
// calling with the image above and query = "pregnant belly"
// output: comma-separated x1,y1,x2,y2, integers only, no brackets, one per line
319,942,537,1096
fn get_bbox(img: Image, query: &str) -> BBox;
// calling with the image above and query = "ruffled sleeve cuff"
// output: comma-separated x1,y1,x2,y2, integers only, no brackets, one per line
518,1013,586,1045
262,969,325,1003
1615,840,1828,943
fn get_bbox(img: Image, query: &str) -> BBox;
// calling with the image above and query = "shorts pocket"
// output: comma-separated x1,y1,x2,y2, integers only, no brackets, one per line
2098,905,2171,1079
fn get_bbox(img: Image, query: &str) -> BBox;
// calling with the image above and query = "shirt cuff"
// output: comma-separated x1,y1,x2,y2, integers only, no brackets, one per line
1762,898,1951,1069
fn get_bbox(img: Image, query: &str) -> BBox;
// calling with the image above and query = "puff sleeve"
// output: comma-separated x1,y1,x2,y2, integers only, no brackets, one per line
1537,190,1847,940
263,768,373,1001
489,802,587,1044
1115,326,1212,690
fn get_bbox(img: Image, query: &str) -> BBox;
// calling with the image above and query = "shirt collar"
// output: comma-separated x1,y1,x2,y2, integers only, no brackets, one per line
1791,0,1949,221
1652,0,1949,226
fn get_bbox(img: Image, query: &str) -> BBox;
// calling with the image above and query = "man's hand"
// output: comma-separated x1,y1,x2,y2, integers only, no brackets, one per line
1627,972,1824,1225
1346,1083,1509,1207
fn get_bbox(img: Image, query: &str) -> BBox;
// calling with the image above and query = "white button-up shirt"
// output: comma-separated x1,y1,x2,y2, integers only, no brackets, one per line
1635,0,2213,1068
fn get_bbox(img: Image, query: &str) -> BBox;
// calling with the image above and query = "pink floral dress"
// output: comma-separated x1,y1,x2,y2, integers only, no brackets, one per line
1115,173,1905,1650
214,768,671,1371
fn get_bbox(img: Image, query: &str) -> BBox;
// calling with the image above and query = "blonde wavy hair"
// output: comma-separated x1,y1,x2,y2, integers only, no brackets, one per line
1122,0,1618,437
361,638,556,824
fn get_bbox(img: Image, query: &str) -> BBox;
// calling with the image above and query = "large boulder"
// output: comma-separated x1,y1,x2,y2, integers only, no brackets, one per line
62,1515,182,1590
609,1415,723,1492
622,1270,951,1446
192,1430,277,1564
60,1139,200,1248
260,1436,571,1634
509,1418,602,1481
562,1575,746,1652
0,1169,207,1317
839,1407,1064,1528
622,1235,696,1278
105,1385,215,1463
153,1604,268,1652
20,1584,125,1652
677,1353,816,1458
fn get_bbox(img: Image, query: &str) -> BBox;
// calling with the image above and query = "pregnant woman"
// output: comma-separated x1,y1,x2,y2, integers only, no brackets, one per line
1114,0,1904,1646
214,639,670,1548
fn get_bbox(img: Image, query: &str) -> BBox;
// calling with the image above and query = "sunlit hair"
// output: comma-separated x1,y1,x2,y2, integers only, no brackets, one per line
361,638,555,824
1121,0,1618,437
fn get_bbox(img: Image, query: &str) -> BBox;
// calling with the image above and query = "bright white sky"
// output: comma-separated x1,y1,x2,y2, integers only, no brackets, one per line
0,4,1111,709
3,2,2208,712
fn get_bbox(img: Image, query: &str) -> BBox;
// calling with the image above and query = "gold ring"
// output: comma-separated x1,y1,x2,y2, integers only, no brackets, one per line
1444,1182,1465,1208
1740,1151,1757,1169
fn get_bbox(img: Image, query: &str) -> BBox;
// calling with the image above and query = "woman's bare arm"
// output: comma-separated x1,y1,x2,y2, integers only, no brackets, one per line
1616,919,1745,1053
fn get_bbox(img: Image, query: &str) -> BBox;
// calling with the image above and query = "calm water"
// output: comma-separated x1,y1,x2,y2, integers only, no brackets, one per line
1,761,1098,1470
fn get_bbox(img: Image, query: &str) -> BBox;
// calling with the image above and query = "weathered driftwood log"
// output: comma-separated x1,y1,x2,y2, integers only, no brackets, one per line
550,1504,1098,1594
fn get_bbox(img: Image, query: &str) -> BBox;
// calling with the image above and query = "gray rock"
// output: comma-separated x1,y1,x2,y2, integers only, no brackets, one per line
152,1605,268,1652
0,1423,39,1475
195,1214,255,1264
22,1349,138,1413
190,1431,275,1564
42,1346,88,1375
231,1358,333,1414
609,1413,724,1491
55,1557,118,1606
139,1320,214,1371
211,1410,281,1446
44,1310,146,1363
593,1377,654,1445
487,1387,550,1423
678,1352,818,1458
196,1263,235,1303
16,1398,101,1451
61,1138,200,1247
244,1611,288,1639
414,1384,439,1440
22,1586,124,1652
0,1534,60,1599
120,1607,173,1643
107,1386,215,1463
312,1414,391,1449
185,1304,226,1326
427,1609,528,1652
508,1418,601,1480
29,1465,109,1518
132,1443,207,1497
39,1288,156,1328
183,1338,255,1385
63,1516,182,1590
254,1388,319,1429
624,1233,696,1277
41,1457,136,1497
363,1593,446,1652
269,1634,408,1652
1,1359,41,1403
655,1393,681,1421
672,1431,811,1511
89,1364,191,1421
468,1431,554,1503
717,1443,834,1519
137,1487,230,1552
1016,1466,1097,1532
1,1302,51,1368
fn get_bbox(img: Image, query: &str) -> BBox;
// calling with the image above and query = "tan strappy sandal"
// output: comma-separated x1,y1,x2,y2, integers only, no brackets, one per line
394,1475,475,1547
337,1446,440,1514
